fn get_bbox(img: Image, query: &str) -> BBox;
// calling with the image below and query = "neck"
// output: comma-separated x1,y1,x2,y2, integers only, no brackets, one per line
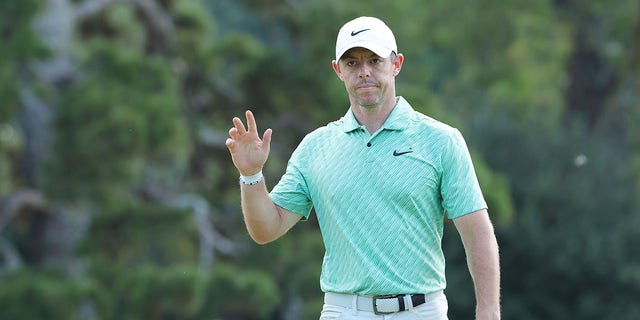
351,96,398,134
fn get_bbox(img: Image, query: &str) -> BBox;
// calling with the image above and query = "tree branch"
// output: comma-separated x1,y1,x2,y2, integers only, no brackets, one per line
73,0,121,20
131,0,175,54
0,237,23,275
0,189,46,232
0,189,45,275
170,194,241,272
18,88,53,185
32,0,77,83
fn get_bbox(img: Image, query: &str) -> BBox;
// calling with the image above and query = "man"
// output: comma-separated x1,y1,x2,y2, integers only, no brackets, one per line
225,16,500,320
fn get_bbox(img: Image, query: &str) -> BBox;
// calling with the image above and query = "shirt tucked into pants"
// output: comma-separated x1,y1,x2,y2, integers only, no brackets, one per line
320,291,449,320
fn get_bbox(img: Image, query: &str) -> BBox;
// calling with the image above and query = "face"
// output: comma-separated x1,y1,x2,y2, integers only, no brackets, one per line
332,47,403,109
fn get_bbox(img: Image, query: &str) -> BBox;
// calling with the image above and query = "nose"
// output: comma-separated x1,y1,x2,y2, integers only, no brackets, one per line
358,63,371,78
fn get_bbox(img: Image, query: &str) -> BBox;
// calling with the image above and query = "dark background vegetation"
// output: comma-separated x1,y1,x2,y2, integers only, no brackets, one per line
1,0,639,319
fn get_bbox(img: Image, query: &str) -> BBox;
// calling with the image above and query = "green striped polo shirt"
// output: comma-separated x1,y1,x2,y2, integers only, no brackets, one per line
270,96,487,296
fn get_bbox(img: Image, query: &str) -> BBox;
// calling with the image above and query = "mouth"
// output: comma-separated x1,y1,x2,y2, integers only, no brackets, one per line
356,82,377,90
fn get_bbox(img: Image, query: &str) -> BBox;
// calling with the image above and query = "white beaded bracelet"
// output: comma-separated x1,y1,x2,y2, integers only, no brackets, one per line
239,171,263,185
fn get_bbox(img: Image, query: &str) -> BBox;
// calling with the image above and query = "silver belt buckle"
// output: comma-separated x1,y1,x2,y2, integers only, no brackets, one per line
372,294,401,315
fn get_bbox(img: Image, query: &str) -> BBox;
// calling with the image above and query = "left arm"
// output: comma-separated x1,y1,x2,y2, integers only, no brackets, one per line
453,209,501,320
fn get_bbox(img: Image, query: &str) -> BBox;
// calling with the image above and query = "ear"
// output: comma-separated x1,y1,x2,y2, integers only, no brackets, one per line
393,53,404,76
332,60,344,80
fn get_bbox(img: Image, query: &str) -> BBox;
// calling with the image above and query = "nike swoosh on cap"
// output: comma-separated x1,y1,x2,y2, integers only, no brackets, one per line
350,29,370,36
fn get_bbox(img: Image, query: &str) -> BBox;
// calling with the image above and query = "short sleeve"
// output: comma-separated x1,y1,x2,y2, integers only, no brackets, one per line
440,129,487,219
269,147,313,220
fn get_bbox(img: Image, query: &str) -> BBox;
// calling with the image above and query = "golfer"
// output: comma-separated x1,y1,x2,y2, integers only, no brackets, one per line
226,16,501,320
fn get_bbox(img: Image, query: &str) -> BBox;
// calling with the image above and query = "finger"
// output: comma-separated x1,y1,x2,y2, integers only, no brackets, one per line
229,127,238,139
232,117,247,135
245,110,258,134
225,138,234,150
262,128,272,149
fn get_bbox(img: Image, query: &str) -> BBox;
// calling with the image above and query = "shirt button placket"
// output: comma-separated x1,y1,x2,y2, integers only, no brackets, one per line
365,140,375,163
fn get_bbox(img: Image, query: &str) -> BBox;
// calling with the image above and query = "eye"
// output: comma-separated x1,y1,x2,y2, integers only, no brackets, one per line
371,58,381,64
346,60,357,67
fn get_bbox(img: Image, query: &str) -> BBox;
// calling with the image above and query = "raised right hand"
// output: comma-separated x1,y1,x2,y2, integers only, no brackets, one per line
225,110,272,176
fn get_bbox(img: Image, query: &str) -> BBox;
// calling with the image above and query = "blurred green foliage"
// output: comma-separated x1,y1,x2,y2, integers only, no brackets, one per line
0,269,98,320
46,41,189,201
0,0,639,319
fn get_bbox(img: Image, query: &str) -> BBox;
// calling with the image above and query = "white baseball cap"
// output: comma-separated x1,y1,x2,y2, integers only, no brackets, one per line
335,16,397,62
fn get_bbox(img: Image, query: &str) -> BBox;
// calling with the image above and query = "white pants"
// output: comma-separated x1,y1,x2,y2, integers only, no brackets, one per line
319,292,449,320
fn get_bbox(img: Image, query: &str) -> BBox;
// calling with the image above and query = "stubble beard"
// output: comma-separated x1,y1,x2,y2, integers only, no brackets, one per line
351,86,384,109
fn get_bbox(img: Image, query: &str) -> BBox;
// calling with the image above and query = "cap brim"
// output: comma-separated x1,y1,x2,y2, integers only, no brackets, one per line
336,41,394,61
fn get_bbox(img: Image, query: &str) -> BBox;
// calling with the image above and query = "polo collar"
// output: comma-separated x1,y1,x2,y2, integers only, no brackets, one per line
341,96,413,133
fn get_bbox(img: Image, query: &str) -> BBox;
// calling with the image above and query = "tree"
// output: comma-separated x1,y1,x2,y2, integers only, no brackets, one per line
1,0,639,318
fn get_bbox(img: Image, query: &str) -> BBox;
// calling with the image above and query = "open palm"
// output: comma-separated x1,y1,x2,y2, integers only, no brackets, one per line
225,110,272,176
